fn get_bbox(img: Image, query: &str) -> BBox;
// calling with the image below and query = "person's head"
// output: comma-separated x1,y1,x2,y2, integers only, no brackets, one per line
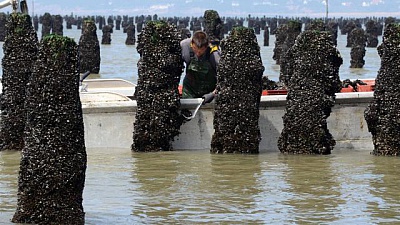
191,31,209,57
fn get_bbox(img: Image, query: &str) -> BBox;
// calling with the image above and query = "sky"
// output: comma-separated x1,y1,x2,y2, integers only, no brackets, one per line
1,0,400,18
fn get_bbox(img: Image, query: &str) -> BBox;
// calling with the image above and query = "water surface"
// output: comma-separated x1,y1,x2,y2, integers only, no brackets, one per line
0,24,382,84
1,149,400,224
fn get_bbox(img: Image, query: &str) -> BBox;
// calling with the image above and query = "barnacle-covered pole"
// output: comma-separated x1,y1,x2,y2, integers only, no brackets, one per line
78,18,100,73
101,24,112,44
349,27,366,68
0,12,38,151
0,12,7,41
365,24,400,156
211,27,264,154
51,14,63,36
279,20,302,86
12,35,87,224
278,30,343,155
40,12,51,38
132,20,184,152
203,9,224,43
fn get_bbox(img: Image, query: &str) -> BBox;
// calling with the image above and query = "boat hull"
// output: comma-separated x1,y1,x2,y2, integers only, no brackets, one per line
81,92,374,152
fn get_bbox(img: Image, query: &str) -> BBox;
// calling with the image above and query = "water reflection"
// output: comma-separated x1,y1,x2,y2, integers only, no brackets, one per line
0,151,19,224
207,154,262,223
369,156,400,223
280,154,344,224
2,149,400,224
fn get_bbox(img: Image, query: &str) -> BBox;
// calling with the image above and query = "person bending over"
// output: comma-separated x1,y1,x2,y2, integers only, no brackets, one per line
181,30,220,103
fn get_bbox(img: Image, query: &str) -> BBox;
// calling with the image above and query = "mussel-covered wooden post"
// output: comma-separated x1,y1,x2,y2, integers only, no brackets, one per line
125,23,136,45
327,20,339,46
279,20,302,86
263,26,269,46
52,14,63,36
132,21,184,152
41,12,52,38
101,24,112,44
203,10,224,42
365,20,379,48
278,30,343,155
12,35,87,224
210,27,264,154
365,24,400,156
272,23,288,65
0,12,7,41
79,19,100,73
349,27,366,68
0,13,38,151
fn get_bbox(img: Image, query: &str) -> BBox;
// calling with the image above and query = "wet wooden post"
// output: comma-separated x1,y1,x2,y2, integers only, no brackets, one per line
12,35,87,224
0,13,38,151
211,27,264,154
365,24,400,156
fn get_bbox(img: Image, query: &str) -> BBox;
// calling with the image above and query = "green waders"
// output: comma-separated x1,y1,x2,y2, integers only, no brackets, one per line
182,55,217,98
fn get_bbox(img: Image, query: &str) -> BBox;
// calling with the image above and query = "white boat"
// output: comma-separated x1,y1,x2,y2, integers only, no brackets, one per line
0,78,375,152
81,78,136,97
79,80,375,152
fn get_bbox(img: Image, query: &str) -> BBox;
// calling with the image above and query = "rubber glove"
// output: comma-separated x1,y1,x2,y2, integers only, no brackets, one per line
202,92,215,105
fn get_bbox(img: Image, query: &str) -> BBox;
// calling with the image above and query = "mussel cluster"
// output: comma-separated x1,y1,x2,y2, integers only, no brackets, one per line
272,23,288,65
278,30,343,155
41,12,52,38
203,10,224,42
327,21,339,46
211,27,264,154
365,24,400,156
101,24,112,44
279,20,302,86
125,23,136,45
349,27,366,68
78,19,100,73
12,35,86,224
0,13,38,151
52,15,63,36
179,27,191,40
132,21,184,152
0,12,7,41
365,20,379,47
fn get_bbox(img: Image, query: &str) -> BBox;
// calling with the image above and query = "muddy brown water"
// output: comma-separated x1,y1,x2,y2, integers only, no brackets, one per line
1,148,400,224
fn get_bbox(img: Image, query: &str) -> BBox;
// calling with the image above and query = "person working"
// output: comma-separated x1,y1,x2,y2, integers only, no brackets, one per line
180,30,220,103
